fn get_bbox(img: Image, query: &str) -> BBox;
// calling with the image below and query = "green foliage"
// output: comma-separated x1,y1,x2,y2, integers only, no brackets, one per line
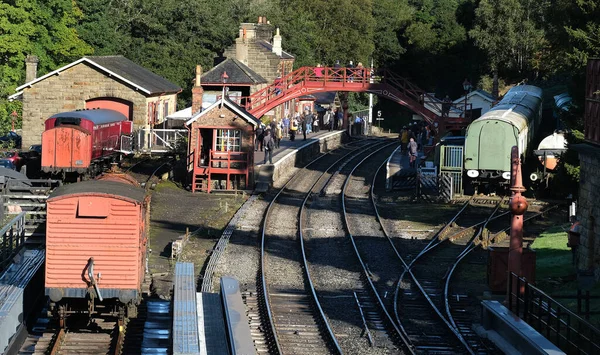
470,0,544,74
405,0,466,54
549,130,583,197
0,0,92,135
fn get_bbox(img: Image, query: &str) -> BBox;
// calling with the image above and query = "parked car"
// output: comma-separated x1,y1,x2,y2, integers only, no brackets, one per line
1,151,24,170
29,144,42,154
0,159,17,170
0,131,22,148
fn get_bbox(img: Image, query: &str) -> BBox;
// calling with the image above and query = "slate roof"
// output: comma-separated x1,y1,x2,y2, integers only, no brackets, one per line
313,92,337,105
86,56,181,94
256,40,295,59
15,56,181,95
201,58,267,85
186,96,260,127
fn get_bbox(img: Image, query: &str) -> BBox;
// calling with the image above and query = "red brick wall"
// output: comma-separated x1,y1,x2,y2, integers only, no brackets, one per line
189,105,255,159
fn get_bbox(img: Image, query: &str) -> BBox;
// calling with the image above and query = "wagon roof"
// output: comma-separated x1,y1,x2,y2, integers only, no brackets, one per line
49,180,146,203
50,109,128,125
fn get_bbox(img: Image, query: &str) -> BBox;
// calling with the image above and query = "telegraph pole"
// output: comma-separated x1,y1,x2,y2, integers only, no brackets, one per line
368,58,374,135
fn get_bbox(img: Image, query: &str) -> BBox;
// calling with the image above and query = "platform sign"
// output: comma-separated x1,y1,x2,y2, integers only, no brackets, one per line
376,111,384,121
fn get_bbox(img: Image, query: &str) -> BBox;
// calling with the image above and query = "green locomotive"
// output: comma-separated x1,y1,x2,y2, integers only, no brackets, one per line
464,85,543,186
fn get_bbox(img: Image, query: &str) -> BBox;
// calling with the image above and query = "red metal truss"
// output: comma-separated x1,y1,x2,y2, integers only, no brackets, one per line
237,66,471,129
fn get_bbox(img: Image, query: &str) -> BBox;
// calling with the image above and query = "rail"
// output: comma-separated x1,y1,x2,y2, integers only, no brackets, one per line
260,143,367,354
372,158,474,353
340,141,416,353
508,272,600,354
0,211,26,270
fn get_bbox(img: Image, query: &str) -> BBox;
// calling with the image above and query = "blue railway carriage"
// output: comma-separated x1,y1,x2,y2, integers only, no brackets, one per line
464,85,543,185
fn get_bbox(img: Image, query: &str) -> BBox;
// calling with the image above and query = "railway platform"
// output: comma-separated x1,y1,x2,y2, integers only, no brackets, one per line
254,129,349,192
254,129,347,167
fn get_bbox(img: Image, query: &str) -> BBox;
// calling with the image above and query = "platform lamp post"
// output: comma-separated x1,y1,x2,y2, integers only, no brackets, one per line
10,111,18,132
221,71,229,108
462,79,472,121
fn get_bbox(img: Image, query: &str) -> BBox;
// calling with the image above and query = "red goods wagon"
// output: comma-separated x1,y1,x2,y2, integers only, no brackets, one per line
41,109,132,175
45,179,150,317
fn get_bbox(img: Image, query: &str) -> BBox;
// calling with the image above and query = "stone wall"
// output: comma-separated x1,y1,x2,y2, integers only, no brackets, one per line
21,62,177,148
577,145,600,280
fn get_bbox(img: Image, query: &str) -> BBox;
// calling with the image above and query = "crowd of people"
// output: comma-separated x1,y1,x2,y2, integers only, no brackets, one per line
399,122,435,168
255,107,351,164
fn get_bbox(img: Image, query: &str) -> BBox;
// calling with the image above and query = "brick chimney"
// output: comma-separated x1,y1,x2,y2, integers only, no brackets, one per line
191,65,204,115
25,55,39,83
272,28,282,57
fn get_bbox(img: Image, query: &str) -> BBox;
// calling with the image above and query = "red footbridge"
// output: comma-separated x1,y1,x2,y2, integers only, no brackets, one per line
234,66,472,131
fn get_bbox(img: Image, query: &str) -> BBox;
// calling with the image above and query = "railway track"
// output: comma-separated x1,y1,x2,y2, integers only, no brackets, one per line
18,310,124,355
260,139,388,354
300,141,411,353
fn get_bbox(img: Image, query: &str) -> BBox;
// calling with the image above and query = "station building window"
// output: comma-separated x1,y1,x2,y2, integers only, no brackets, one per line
215,129,241,152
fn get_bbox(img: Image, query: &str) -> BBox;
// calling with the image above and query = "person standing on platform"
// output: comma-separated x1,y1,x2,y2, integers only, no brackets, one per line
324,109,331,131
275,122,283,149
283,115,290,138
313,114,319,133
263,129,274,164
301,116,308,140
408,137,418,168
290,117,298,141
255,124,264,151
400,127,409,154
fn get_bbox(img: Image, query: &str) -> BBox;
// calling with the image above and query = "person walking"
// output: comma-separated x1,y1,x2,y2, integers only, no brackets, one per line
408,137,418,168
255,125,264,151
301,116,308,140
263,129,275,164
275,122,283,149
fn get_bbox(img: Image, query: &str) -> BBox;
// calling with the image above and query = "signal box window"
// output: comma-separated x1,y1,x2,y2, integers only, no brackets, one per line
215,129,241,152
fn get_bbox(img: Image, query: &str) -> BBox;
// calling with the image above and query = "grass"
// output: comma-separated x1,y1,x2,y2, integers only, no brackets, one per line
533,225,600,326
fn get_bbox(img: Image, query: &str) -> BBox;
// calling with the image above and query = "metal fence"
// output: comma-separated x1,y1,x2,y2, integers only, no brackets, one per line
439,145,463,195
0,212,26,270
134,129,187,153
508,272,600,354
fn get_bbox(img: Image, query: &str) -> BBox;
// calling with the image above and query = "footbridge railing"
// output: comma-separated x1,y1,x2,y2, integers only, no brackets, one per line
238,66,471,129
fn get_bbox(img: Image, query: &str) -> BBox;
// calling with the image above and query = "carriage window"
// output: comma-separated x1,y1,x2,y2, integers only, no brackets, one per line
215,129,241,152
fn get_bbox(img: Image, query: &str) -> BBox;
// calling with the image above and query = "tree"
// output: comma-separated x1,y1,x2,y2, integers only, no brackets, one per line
372,0,413,66
469,0,544,98
0,0,92,134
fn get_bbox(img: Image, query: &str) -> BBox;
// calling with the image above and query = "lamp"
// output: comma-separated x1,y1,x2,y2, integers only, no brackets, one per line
10,111,18,132
462,79,472,120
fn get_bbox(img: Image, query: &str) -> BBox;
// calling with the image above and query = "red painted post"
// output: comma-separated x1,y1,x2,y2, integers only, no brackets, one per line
508,146,528,303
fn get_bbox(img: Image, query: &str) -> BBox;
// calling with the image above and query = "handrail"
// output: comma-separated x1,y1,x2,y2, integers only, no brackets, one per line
0,211,26,269
239,66,472,128
508,272,600,354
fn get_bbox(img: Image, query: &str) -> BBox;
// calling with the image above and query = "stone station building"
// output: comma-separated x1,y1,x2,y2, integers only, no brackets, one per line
10,55,181,148
575,58,600,282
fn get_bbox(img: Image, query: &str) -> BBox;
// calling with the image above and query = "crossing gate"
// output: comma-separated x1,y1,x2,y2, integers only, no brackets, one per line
439,145,463,195
417,167,438,202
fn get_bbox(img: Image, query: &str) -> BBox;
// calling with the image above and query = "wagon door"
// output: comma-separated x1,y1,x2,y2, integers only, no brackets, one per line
477,120,516,173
